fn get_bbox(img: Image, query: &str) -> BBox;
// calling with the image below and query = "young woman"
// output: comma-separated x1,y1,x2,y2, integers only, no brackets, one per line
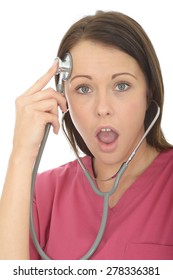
0,11,173,260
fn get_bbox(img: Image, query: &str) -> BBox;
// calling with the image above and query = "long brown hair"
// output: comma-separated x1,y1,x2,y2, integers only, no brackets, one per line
55,11,172,156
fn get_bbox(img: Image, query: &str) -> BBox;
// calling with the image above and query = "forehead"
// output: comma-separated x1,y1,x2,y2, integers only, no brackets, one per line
70,40,144,78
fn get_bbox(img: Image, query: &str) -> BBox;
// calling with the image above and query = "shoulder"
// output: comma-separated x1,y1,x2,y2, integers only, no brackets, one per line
150,148,173,176
37,155,90,181
34,156,91,199
150,148,173,185
156,148,173,166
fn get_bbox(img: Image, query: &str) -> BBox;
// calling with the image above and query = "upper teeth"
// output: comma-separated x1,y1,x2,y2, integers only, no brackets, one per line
101,128,111,132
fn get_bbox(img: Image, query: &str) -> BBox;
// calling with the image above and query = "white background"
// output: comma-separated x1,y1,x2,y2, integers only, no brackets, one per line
0,0,172,195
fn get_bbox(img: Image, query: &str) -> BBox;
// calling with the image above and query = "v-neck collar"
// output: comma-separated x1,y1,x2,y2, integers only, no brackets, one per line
81,151,166,215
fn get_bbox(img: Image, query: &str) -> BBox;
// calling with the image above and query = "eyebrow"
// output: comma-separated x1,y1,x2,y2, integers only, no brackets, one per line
70,72,137,82
70,75,92,82
112,72,137,80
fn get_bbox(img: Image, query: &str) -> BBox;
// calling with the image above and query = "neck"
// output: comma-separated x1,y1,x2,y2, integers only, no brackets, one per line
93,142,159,183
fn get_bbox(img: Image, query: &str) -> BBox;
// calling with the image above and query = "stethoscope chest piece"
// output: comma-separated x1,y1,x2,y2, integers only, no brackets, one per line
55,53,73,93
30,51,161,260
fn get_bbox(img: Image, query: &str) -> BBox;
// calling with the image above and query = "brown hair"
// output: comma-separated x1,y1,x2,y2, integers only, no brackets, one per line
55,11,172,156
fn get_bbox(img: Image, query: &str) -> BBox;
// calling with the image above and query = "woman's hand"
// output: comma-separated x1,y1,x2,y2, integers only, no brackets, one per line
0,61,68,259
13,60,67,161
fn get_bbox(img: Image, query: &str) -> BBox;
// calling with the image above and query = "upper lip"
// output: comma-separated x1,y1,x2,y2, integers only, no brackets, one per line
95,125,119,137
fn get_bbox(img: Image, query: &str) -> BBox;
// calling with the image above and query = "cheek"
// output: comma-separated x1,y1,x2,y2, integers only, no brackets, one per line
121,99,147,134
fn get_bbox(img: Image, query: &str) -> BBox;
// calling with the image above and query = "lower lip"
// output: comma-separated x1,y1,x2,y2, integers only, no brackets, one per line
95,136,119,153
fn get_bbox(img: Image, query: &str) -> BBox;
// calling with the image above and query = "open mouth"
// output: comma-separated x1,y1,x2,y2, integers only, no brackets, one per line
96,127,119,149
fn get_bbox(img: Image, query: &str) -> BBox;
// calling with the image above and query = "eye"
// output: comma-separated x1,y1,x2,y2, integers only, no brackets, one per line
115,82,129,92
76,84,91,94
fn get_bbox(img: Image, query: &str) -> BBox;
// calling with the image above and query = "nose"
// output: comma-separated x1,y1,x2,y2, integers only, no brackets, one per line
95,92,114,117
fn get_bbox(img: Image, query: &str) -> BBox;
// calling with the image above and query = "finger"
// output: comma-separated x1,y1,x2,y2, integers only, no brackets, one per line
24,60,58,96
35,88,68,113
38,111,60,135
31,99,59,114
16,88,68,118
20,100,60,134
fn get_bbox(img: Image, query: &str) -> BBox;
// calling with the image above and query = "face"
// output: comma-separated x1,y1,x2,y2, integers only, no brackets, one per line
65,40,148,168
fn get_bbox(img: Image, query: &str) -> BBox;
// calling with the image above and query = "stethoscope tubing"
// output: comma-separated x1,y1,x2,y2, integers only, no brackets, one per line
30,102,160,260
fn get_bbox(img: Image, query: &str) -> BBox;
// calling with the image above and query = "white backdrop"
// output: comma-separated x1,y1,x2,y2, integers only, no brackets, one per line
0,0,172,195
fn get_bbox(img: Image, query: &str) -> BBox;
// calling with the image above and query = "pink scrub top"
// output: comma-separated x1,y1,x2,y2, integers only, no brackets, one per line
30,149,173,260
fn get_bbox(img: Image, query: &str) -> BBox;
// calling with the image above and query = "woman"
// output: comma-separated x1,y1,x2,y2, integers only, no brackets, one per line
0,11,173,260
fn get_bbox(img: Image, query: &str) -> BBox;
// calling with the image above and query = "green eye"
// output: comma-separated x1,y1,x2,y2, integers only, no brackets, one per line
116,82,129,91
77,85,91,94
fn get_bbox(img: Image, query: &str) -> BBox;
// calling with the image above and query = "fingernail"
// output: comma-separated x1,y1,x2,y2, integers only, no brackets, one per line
52,59,59,74
53,58,59,66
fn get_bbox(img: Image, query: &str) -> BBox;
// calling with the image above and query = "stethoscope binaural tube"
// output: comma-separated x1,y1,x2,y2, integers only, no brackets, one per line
30,53,161,259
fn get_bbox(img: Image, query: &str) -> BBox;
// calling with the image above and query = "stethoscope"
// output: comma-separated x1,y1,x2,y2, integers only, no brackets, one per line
30,53,161,260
